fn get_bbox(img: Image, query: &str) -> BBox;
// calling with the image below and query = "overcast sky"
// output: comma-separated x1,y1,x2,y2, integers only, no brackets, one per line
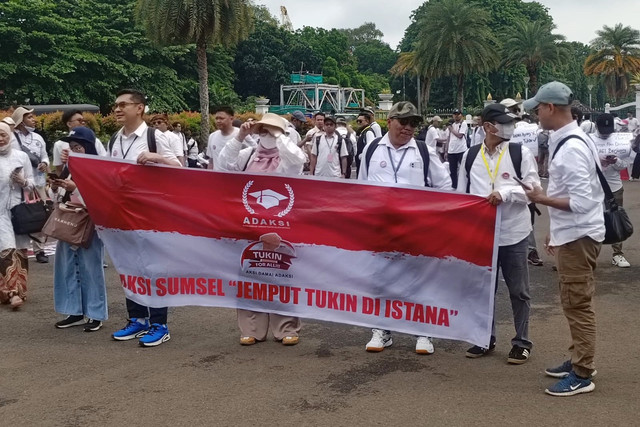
258,0,640,49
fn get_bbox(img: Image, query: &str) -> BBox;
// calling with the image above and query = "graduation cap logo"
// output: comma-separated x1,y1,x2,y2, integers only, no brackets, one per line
248,189,289,210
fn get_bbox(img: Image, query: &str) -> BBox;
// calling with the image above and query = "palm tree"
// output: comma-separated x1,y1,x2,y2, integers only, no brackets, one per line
136,0,253,144
411,0,499,110
584,24,640,104
503,21,566,95
390,51,434,111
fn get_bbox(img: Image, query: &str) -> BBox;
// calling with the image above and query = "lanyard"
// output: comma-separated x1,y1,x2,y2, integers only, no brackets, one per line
325,135,336,151
387,146,409,183
480,144,507,190
119,134,139,159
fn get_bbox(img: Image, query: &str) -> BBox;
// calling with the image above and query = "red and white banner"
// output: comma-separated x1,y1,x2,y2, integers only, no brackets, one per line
70,155,499,346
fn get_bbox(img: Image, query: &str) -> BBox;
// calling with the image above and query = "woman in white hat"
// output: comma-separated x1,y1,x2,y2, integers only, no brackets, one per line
0,121,35,309
218,113,306,346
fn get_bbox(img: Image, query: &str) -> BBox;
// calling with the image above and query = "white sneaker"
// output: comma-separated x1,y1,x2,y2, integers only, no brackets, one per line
366,329,392,352
415,336,435,354
612,255,631,268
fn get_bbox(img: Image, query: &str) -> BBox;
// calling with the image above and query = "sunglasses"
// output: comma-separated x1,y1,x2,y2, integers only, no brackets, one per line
396,117,421,128
152,120,166,125
113,102,141,110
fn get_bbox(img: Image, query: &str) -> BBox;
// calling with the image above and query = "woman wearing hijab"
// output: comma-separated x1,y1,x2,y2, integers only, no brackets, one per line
50,126,108,332
217,113,306,346
0,121,34,309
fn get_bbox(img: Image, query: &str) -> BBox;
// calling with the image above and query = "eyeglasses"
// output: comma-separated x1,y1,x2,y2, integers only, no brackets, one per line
70,118,86,124
532,103,548,114
113,102,140,110
152,121,165,125
356,119,364,123
396,117,421,128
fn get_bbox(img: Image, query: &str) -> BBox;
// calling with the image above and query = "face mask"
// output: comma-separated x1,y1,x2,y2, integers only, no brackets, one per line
25,126,36,133
491,122,515,140
259,133,278,149
0,143,11,155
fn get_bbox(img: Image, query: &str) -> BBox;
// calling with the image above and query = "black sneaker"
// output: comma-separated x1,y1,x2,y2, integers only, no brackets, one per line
35,251,49,263
527,249,543,266
507,345,530,364
84,319,103,332
55,315,85,329
465,340,496,358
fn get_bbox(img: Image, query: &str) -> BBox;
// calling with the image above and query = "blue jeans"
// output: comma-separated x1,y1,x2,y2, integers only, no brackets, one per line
54,234,108,321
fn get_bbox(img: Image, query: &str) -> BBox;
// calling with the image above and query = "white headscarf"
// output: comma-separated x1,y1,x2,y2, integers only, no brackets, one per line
0,122,12,156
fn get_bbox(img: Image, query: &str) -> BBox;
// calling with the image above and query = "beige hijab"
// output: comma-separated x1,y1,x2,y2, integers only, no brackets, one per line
0,122,12,156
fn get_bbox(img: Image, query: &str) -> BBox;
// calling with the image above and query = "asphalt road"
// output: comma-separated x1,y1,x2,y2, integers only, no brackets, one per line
2,180,640,426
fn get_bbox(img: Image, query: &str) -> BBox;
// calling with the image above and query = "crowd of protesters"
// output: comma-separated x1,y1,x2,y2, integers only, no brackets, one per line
1,80,637,397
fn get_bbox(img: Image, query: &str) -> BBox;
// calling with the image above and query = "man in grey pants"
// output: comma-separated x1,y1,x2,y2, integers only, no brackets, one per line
457,104,540,364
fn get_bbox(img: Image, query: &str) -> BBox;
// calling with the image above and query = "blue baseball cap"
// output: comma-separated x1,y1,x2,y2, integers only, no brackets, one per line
61,126,96,146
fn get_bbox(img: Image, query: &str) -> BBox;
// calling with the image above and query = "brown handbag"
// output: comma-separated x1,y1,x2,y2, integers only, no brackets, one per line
42,202,95,249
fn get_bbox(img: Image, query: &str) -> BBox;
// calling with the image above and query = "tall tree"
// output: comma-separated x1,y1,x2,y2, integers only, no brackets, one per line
391,52,433,111
584,24,640,104
135,0,253,143
503,21,566,94
412,0,500,109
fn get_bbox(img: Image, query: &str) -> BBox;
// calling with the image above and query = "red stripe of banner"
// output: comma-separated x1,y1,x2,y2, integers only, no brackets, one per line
69,156,497,267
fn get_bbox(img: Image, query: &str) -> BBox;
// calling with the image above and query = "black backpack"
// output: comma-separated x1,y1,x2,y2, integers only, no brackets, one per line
464,143,523,194
363,137,432,187
108,128,157,155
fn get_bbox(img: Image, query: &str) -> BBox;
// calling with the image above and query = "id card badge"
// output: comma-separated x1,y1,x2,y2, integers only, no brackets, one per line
328,153,335,162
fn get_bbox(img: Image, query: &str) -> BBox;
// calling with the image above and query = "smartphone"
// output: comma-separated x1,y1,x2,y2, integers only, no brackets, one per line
48,173,60,180
13,166,23,173
513,176,532,190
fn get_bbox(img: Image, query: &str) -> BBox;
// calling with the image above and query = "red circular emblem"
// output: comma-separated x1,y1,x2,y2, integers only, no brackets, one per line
502,172,510,179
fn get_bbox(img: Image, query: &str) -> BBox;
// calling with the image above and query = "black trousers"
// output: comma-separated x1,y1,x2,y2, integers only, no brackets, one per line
448,152,465,189
126,298,168,324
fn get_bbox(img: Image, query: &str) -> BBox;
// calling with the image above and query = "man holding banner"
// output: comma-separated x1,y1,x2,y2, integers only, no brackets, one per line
359,101,452,355
458,104,538,364
109,89,182,348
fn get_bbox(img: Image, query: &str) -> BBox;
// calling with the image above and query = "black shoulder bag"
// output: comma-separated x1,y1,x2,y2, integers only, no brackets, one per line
552,135,633,244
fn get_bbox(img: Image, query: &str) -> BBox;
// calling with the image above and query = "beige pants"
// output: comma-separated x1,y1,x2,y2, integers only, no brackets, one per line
237,309,301,341
556,236,601,378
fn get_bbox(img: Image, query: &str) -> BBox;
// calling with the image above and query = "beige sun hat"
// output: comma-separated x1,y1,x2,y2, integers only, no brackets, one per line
1,116,16,126
256,113,286,136
11,106,35,127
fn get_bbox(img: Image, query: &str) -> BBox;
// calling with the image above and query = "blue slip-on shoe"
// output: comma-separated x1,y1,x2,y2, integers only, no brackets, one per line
545,360,597,379
545,371,595,397
112,318,149,341
139,323,170,347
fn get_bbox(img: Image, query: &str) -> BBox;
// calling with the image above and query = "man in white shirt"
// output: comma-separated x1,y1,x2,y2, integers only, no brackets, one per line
627,112,639,135
171,121,188,159
524,81,604,397
11,106,50,263
150,114,184,166
355,112,377,175
469,116,485,147
185,131,200,168
590,114,630,268
53,110,107,174
109,89,181,348
446,109,468,189
359,101,452,355
310,115,348,178
458,104,539,365
424,116,447,149
207,106,238,170
362,107,382,138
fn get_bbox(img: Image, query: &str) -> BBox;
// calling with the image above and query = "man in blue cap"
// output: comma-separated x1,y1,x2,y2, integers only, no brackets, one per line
522,81,604,397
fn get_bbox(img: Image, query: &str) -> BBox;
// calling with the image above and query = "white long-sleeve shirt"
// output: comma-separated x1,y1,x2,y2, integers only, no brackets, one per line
547,122,605,246
358,135,452,190
457,142,539,246
217,135,306,176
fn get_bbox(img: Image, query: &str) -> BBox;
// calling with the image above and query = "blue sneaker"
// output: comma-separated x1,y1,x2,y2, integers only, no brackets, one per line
112,318,149,341
545,360,597,378
545,371,595,397
139,323,170,347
